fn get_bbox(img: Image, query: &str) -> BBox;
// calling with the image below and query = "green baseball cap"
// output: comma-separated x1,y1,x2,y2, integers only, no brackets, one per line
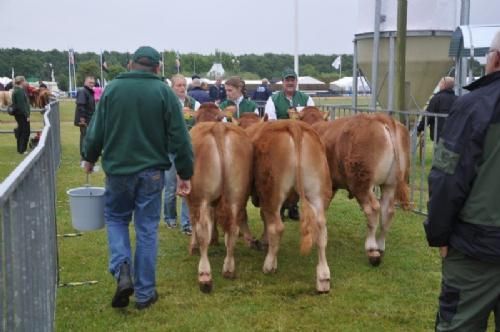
133,46,160,66
282,68,297,79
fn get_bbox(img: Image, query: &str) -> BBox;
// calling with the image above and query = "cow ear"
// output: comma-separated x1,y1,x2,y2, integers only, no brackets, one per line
323,112,329,121
232,118,240,126
262,113,269,122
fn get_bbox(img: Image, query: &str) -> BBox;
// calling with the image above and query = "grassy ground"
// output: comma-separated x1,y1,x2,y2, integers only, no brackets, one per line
1,100,494,331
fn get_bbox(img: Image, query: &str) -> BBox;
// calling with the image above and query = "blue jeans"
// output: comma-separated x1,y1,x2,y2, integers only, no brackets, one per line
104,168,164,303
164,155,191,230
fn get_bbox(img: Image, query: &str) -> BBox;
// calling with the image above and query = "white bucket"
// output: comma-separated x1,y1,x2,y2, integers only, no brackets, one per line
67,186,105,231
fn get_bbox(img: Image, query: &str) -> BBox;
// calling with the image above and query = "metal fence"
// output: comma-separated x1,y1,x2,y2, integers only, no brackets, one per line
318,104,448,215
0,101,61,332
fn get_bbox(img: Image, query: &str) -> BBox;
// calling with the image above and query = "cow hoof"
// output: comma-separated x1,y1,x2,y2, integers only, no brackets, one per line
222,270,236,279
316,279,330,294
199,282,213,293
368,256,382,267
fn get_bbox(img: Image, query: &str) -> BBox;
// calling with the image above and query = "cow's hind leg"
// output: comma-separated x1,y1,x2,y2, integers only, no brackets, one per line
222,219,239,279
313,201,330,293
262,208,284,274
358,190,382,266
196,203,214,293
377,184,396,257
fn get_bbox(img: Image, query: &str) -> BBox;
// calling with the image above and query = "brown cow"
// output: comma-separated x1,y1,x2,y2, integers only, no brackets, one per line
305,112,411,266
246,120,333,293
0,90,12,108
232,113,268,129
190,103,259,251
187,122,253,292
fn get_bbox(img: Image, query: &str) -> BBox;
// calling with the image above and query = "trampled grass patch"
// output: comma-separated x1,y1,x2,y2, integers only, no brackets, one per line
3,99,482,331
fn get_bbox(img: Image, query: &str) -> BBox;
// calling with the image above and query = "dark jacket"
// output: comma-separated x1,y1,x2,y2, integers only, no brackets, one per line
424,71,500,263
417,88,457,141
73,85,95,126
252,84,272,101
82,70,193,178
209,84,226,102
188,87,211,104
12,86,30,117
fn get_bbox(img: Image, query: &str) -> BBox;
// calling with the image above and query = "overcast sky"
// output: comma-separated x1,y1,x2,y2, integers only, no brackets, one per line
1,0,498,55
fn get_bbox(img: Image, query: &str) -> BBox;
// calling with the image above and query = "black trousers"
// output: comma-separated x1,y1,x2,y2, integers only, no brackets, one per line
14,114,30,154
79,126,87,159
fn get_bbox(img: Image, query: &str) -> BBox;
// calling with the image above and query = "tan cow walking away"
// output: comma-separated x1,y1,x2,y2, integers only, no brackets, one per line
247,120,333,293
187,122,253,293
298,107,411,266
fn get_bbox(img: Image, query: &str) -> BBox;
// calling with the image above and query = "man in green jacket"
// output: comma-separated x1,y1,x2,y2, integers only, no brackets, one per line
11,76,31,154
264,68,314,120
82,46,194,310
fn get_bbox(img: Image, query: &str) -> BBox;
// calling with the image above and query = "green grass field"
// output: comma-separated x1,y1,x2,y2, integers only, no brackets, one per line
1,100,495,331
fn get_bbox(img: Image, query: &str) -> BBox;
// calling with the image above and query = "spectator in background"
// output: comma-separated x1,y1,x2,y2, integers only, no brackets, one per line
82,46,194,310
163,74,200,235
252,78,272,102
188,77,210,103
0,82,6,91
5,81,13,91
417,77,457,142
93,82,104,103
74,75,96,160
424,30,500,331
219,76,258,119
209,77,226,104
11,76,31,154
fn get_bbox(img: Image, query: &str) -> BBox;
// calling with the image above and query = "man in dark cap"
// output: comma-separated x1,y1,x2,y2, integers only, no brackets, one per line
82,46,194,310
264,68,315,220
264,68,314,121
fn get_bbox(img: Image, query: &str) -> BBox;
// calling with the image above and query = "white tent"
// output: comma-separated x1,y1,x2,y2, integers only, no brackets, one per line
206,63,225,78
275,76,325,85
329,76,371,94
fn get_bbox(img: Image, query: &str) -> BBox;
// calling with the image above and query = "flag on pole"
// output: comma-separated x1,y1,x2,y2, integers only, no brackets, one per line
175,52,181,73
332,56,341,70
101,53,109,73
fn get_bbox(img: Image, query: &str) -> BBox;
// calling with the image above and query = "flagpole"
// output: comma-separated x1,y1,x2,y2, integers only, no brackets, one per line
294,0,299,89
72,50,77,93
339,55,342,79
162,51,165,77
68,50,72,95
100,51,104,87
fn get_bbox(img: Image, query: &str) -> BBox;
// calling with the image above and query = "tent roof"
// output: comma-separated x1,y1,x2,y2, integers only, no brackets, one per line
276,76,324,85
449,24,500,58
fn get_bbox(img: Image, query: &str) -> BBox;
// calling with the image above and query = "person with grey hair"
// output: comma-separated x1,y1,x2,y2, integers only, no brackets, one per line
11,76,31,154
82,46,194,310
188,77,210,103
425,30,500,331
417,76,457,142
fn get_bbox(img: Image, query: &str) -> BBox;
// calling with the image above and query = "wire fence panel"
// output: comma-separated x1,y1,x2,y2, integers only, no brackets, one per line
318,104,448,215
0,101,61,332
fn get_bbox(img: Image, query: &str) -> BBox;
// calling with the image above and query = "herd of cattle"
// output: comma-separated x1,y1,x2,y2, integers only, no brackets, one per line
184,104,411,294
0,87,53,109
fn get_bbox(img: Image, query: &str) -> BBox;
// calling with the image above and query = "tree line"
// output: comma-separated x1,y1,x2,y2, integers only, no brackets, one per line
0,48,352,91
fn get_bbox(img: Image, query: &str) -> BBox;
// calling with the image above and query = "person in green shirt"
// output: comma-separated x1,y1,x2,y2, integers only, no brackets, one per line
11,76,31,154
219,76,258,119
264,68,314,120
82,46,194,310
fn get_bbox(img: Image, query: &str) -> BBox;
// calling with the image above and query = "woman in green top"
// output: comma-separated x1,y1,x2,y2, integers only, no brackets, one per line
219,77,258,119
11,76,31,154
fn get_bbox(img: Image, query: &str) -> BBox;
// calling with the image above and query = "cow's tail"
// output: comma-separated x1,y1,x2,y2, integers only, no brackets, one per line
288,124,317,255
212,124,231,231
385,118,411,210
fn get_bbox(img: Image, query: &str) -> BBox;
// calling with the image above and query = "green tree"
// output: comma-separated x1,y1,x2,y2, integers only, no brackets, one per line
76,60,100,86
106,64,126,81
